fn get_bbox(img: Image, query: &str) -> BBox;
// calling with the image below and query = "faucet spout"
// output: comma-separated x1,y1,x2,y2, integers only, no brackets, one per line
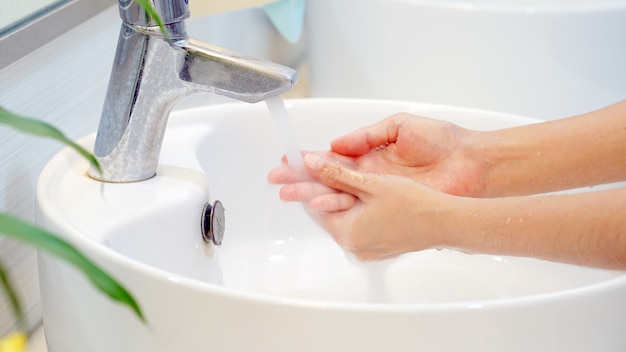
89,0,298,183
181,39,298,103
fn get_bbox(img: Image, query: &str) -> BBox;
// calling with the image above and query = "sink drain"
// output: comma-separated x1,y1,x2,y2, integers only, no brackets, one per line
201,200,225,245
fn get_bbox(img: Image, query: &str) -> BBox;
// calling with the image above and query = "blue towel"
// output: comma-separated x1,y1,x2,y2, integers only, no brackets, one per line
262,0,305,44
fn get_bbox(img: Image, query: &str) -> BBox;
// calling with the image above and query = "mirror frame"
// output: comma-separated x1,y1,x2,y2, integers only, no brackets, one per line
0,0,116,70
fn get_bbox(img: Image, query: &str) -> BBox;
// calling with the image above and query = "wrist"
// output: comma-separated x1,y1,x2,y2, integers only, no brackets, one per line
456,129,504,198
467,128,535,197
433,195,484,253
439,196,515,256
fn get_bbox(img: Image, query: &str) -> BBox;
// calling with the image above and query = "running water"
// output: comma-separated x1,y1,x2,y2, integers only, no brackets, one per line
265,96,304,169
347,254,392,302
265,96,390,303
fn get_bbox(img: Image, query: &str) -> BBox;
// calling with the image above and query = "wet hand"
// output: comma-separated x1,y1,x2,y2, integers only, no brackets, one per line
329,113,489,197
300,153,453,261
268,113,490,204
268,150,358,209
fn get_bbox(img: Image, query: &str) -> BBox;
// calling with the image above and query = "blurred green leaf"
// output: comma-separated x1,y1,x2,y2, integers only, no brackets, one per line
0,0,169,330
0,107,100,173
0,261,26,332
0,214,145,322
135,0,169,39
0,0,170,332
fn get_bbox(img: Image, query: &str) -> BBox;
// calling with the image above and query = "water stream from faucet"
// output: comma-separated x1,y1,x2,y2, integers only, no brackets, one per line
265,97,390,302
265,96,304,169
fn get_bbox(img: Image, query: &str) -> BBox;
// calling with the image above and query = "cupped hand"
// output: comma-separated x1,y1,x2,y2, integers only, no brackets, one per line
329,113,489,196
268,113,490,206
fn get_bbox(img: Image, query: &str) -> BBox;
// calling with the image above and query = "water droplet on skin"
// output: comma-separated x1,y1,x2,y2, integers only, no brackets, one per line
506,217,512,224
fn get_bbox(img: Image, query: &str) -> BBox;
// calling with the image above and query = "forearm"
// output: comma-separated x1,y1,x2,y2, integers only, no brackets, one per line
447,187,626,269
475,100,626,197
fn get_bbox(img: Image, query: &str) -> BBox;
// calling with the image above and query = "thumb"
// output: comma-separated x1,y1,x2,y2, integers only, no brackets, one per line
330,117,400,156
304,153,375,198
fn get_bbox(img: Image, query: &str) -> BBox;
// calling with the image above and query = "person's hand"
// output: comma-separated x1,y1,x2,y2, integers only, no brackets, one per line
268,113,490,206
299,153,457,261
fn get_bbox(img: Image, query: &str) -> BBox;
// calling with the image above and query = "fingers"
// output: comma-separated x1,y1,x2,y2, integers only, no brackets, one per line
268,152,315,183
279,150,309,165
268,164,310,184
277,179,357,212
271,150,359,184
330,114,403,156
304,153,375,198
278,181,337,202
270,152,361,212
308,192,357,212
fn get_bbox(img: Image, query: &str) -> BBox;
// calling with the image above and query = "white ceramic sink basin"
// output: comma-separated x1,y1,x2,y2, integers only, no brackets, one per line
37,99,626,351
306,0,626,120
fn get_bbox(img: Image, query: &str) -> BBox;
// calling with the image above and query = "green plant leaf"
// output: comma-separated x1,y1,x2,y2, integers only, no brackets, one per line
0,214,145,322
0,106,101,173
0,261,26,332
134,0,169,39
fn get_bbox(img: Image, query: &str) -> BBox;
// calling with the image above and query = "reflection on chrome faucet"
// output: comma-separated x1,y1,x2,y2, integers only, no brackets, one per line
89,0,298,183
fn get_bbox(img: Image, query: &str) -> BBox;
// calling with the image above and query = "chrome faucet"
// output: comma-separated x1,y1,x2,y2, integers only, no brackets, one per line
89,0,299,182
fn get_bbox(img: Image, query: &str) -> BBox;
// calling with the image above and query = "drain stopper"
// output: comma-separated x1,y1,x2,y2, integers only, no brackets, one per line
201,200,225,245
